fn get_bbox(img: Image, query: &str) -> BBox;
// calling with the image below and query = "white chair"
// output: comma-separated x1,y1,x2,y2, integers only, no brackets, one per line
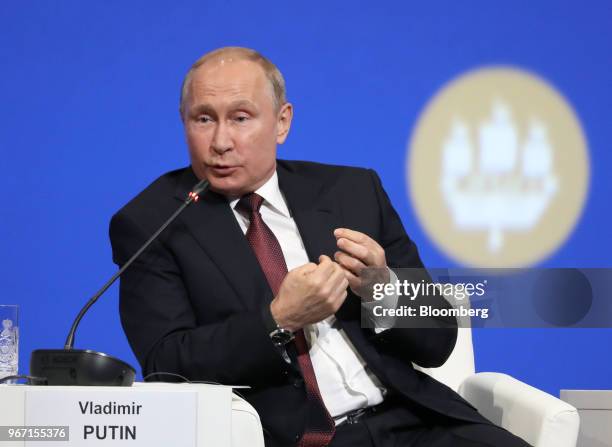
231,393,265,447
414,327,580,447
231,326,579,447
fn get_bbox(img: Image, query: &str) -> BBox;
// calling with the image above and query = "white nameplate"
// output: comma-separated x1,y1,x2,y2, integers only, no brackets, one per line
24,388,198,446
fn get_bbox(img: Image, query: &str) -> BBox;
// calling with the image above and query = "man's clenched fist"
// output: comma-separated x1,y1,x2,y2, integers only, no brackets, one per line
270,255,349,332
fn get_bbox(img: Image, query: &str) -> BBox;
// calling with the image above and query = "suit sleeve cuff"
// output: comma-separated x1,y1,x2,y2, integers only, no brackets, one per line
361,267,399,333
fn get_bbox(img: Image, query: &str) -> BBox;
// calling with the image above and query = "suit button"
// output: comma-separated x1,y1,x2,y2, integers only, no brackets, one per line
293,378,304,388
294,434,300,441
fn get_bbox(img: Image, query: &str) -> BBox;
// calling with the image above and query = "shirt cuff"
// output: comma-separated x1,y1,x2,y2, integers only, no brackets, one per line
361,267,399,334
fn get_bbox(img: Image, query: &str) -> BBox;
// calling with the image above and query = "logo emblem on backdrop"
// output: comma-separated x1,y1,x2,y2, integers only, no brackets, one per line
407,67,589,267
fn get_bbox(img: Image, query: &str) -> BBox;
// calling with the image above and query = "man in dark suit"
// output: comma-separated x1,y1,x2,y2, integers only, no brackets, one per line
110,47,530,446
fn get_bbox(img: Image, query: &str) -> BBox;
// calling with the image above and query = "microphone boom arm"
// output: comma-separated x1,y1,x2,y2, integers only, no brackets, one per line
64,179,210,349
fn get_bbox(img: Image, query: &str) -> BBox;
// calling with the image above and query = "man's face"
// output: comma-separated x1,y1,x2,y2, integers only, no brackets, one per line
182,58,292,197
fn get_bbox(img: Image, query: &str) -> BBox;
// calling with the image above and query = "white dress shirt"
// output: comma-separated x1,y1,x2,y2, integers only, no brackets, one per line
229,171,396,421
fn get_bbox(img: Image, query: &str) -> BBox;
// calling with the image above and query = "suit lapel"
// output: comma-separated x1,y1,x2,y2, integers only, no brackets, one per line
173,168,274,310
277,162,340,263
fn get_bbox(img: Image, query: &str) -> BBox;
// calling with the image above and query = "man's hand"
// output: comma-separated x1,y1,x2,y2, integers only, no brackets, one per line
333,228,390,300
270,255,349,332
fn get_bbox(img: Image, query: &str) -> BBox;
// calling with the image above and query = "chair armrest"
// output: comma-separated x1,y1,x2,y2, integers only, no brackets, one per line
458,372,579,447
231,393,265,447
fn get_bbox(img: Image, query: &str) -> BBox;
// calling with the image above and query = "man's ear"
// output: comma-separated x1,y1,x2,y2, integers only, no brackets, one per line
276,102,293,144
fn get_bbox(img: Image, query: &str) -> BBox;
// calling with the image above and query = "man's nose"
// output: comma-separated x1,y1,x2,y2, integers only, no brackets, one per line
211,122,233,154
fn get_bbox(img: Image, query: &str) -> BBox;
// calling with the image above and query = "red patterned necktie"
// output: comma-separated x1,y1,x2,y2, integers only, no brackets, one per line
236,193,336,447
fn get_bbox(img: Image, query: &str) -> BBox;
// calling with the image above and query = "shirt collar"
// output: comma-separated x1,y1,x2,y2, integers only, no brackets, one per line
228,170,291,218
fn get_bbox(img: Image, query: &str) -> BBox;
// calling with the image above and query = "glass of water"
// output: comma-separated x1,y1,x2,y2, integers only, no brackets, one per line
0,305,19,382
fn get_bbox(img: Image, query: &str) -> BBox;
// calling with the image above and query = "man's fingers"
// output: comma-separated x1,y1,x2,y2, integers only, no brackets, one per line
336,237,374,265
305,254,338,286
328,269,349,310
334,250,366,275
338,265,362,290
316,254,337,275
329,263,350,289
334,228,369,244
335,228,386,269
318,254,333,264
295,262,318,275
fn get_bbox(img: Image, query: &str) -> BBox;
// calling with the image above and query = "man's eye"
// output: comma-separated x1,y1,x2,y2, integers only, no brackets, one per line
196,115,212,123
234,115,249,123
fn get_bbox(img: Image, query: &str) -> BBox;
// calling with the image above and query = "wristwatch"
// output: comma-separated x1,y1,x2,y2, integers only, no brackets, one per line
261,304,294,347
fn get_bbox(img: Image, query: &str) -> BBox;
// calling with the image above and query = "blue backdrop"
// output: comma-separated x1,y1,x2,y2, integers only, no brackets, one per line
2,0,611,396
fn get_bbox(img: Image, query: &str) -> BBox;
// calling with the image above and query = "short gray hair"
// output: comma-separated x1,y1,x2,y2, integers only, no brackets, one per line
179,47,287,117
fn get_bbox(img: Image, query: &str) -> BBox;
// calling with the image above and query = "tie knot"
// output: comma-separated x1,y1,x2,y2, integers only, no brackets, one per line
236,192,264,214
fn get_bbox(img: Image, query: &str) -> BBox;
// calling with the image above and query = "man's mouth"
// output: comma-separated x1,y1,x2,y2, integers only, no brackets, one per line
209,165,239,175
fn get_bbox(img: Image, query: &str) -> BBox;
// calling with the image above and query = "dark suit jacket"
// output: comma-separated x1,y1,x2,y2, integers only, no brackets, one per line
110,160,489,446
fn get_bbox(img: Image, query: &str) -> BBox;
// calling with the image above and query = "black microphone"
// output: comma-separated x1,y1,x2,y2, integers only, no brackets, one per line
30,179,210,386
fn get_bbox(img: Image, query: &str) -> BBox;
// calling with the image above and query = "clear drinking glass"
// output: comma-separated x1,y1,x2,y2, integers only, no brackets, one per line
0,305,19,382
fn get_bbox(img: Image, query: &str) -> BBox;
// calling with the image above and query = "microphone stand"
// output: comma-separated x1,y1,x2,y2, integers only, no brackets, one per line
30,179,209,386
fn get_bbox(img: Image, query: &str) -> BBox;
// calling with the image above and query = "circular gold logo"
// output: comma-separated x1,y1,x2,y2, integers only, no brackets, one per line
408,67,589,267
